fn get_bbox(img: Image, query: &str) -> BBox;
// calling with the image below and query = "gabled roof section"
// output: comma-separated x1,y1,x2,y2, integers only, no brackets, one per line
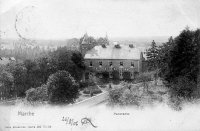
84,44,141,60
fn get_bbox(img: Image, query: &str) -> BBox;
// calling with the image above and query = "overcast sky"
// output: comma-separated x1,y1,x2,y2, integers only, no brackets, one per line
0,0,200,39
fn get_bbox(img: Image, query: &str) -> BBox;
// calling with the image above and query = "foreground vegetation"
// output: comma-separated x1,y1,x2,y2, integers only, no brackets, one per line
108,27,200,109
0,46,87,104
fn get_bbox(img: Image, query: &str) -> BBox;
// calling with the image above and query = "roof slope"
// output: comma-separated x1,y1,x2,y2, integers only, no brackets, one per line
84,45,141,60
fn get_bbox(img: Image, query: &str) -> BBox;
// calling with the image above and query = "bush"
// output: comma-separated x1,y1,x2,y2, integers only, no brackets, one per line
170,76,196,98
108,87,124,105
123,71,131,80
135,72,153,83
108,82,144,106
102,71,109,78
83,88,90,94
113,70,119,79
46,70,79,104
83,85,102,95
79,81,89,90
120,89,140,106
25,84,48,102
92,87,102,94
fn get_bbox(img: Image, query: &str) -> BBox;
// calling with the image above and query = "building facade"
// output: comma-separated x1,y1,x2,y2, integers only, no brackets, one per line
84,44,145,80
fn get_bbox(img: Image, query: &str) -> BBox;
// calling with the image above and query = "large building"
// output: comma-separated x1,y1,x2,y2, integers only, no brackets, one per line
84,43,145,80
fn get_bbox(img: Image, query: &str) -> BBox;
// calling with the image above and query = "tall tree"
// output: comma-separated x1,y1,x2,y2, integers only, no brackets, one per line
157,36,175,78
162,28,200,97
146,40,159,71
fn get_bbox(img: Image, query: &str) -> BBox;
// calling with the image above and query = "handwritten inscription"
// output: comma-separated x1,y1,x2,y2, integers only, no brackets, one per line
62,116,97,128
62,117,78,126
81,117,97,128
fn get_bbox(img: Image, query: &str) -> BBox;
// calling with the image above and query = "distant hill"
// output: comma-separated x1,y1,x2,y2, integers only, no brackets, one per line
110,36,169,47
0,36,169,50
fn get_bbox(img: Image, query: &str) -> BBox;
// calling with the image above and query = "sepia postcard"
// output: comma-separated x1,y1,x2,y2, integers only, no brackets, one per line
0,0,200,130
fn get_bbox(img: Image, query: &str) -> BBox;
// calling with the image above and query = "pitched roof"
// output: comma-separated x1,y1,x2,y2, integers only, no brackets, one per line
84,44,141,60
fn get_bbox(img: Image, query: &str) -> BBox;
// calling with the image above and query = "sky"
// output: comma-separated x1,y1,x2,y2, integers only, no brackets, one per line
0,0,200,39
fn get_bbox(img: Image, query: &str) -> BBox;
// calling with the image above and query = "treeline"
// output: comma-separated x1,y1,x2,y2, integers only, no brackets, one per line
146,27,200,98
0,46,85,104
0,41,51,61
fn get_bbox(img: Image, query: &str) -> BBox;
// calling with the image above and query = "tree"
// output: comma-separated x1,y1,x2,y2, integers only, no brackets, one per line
0,70,14,98
36,57,52,84
146,40,159,71
136,72,152,92
6,62,28,97
46,70,79,104
166,28,199,83
49,47,85,81
146,40,159,85
71,51,85,70
157,36,175,78
24,59,41,88
160,28,200,98
26,84,48,102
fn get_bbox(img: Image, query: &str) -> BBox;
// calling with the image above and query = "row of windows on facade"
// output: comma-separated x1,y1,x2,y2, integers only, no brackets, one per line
89,71,135,79
89,61,135,67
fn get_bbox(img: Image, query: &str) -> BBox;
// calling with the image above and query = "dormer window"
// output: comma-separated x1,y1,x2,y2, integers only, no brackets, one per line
99,61,102,66
120,62,123,66
131,62,134,67
89,61,93,67
109,61,112,66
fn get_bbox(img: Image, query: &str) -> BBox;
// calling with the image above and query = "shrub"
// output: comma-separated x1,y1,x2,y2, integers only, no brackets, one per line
113,70,119,79
123,71,131,80
92,87,102,94
83,88,90,94
120,89,140,106
25,84,48,102
79,81,89,90
83,85,102,95
170,76,196,98
108,81,146,106
108,87,124,105
46,70,79,104
136,72,153,83
134,72,153,92
102,71,109,78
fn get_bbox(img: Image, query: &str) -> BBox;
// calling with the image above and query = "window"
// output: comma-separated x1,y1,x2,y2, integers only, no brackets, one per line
89,61,93,66
131,62,134,67
120,62,123,66
109,61,112,66
99,61,102,66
